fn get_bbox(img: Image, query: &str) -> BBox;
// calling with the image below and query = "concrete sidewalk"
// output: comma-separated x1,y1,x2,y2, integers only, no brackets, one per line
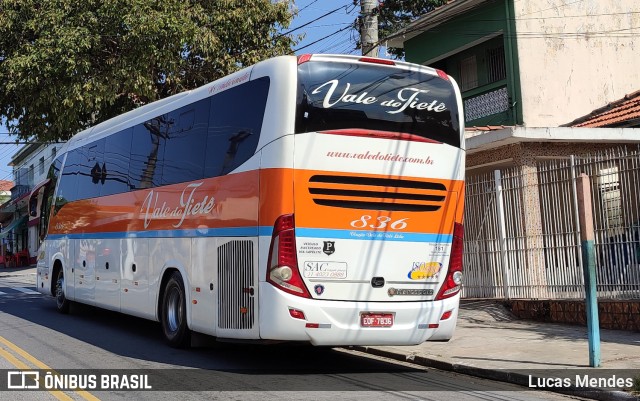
0,264,37,277
359,300,640,400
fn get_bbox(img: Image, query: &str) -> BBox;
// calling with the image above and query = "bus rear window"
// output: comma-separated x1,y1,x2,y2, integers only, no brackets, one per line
295,61,461,148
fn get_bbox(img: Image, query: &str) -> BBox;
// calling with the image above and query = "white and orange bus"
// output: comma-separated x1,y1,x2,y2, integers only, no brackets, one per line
35,54,465,347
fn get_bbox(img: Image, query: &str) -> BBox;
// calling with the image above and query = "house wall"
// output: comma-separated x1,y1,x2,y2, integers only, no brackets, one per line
401,0,639,128
507,300,640,332
403,0,523,127
404,1,507,64
513,0,640,126
12,144,60,188
10,143,61,261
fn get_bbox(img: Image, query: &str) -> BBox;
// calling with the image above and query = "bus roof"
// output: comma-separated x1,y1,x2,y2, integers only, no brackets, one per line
63,54,457,152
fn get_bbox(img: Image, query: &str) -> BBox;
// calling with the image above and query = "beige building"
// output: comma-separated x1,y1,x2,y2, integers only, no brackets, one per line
386,0,640,130
385,0,640,301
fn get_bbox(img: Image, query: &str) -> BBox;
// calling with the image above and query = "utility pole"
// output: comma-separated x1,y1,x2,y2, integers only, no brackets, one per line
360,0,379,57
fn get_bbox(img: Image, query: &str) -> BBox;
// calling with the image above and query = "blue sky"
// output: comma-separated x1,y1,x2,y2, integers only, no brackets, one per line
0,0,363,182
291,0,360,55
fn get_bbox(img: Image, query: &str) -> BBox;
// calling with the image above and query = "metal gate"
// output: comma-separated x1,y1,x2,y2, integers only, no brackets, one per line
463,147,640,300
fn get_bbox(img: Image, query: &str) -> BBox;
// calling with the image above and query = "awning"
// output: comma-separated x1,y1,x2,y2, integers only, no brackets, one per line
0,216,28,238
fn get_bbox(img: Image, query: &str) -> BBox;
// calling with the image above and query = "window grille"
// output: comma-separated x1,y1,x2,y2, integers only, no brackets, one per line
487,45,507,83
459,55,478,91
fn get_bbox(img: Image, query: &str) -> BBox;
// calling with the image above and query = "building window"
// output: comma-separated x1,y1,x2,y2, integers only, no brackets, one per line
598,167,622,229
458,55,478,91
39,157,45,175
486,45,507,83
28,164,34,186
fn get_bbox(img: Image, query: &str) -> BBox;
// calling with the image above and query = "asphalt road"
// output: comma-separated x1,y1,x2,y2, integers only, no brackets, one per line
0,271,588,401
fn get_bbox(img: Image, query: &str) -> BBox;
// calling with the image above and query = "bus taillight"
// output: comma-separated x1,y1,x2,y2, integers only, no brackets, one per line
297,54,313,64
358,57,395,66
267,214,311,298
435,222,464,300
436,69,450,81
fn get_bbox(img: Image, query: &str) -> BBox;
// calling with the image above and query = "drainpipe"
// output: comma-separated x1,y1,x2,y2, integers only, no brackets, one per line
504,0,521,124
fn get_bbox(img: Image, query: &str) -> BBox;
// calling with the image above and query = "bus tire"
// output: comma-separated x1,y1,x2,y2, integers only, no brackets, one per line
161,272,191,348
55,268,70,314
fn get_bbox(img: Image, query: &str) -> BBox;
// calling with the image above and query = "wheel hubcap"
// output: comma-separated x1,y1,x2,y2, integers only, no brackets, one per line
166,289,181,332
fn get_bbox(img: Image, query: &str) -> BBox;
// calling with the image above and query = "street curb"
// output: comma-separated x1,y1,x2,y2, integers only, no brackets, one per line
349,346,639,401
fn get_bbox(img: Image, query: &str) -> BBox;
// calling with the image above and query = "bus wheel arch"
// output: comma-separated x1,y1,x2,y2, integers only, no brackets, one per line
52,260,70,314
159,269,191,348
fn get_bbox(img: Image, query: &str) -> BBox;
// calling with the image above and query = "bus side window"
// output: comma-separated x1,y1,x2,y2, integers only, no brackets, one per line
160,99,209,186
46,157,61,218
205,77,270,178
129,118,166,190
101,127,133,196
55,150,81,213
76,139,105,200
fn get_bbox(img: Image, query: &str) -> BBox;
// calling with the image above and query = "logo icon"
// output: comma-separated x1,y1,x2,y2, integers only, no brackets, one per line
314,284,325,296
7,371,40,389
408,262,442,280
388,288,434,297
323,241,335,255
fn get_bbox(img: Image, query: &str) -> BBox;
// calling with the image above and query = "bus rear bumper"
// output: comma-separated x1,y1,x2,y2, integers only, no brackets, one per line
258,283,459,346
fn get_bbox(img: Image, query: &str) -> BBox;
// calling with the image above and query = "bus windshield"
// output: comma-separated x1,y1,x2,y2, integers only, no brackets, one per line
296,60,461,147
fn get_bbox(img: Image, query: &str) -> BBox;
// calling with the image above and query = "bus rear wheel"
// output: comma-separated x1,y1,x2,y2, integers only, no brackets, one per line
161,272,191,348
55,269,70,314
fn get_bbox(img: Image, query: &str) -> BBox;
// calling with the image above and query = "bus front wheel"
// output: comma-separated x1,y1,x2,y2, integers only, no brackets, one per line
55,269,70,314
161,272,191,348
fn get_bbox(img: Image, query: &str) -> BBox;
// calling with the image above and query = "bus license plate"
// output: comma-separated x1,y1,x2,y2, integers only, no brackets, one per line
360,313,393,327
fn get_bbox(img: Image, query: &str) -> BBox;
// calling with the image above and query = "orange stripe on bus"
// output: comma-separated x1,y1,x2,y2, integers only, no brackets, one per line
49,167,462,236
50,170,260,235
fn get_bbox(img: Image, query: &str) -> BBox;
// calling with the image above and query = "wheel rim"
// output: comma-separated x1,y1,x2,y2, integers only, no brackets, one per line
56,274,65,308
166,288,181,333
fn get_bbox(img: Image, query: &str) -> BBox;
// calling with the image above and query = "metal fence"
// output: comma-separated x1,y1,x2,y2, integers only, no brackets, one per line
462,147,640,300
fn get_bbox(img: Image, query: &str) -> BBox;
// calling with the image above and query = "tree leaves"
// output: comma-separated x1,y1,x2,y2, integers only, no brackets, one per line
0,0,296,142
377,0,446,59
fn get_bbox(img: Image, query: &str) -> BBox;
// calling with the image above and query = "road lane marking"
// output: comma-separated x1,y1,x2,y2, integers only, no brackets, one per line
12,287,40,295
0,346,74,401
0,335,101,401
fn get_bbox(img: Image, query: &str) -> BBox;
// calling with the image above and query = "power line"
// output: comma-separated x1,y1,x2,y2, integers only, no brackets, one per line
292,24,353,53
289,1,357,54
0,142,57,144
298,0,321,14
279,3,351,38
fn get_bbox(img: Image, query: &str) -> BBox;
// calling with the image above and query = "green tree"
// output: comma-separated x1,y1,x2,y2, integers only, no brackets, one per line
374,0,445,59
0,0,296,142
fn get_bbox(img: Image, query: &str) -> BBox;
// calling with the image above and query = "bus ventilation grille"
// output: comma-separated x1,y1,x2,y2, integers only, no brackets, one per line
217,240,255,330
308,175,447,212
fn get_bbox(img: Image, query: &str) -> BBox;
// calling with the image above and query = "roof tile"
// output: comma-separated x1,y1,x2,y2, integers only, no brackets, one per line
567,90,640,128
0,180,14,192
